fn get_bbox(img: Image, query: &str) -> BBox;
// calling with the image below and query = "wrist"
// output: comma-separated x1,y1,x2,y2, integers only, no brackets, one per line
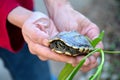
23,11,49,26
44,0,71,18
7,6,33,28
44,0,68,6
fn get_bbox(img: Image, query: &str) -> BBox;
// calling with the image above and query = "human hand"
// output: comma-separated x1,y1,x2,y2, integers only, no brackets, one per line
48,4,103,72
22,12,78,65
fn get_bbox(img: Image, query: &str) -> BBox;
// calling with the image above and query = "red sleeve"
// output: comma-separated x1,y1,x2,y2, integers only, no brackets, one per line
0,0,33,53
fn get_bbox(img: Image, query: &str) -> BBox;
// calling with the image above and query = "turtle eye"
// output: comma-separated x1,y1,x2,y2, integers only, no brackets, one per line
59,42,63,47
56,41,66,49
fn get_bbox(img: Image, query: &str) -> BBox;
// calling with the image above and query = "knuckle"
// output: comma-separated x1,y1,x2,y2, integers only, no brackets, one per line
38,56,48,61
69,23,78,30
80,68,90,72
91,62,98,68
89,23,99,32
29,48,36,55
93,52,100,57
28,44,37,55
97,42,104,49
94,24,99,30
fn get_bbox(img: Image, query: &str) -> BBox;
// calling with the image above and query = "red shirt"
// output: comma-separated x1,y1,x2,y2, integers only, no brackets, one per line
0,0,33,52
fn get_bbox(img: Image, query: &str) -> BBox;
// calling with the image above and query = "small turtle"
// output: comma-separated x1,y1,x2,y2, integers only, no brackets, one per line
49,31,93,56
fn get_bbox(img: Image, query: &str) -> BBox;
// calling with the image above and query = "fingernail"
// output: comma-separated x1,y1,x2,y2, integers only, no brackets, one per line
37,18,49,28
84,59,89,66
43,39,49,46
72,63,77,67
67,58,76,65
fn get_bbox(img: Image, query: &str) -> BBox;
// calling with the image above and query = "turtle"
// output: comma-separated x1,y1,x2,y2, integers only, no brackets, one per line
49,31,93,56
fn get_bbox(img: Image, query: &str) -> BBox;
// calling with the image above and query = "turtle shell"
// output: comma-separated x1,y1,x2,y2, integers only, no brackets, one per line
49,31,93,56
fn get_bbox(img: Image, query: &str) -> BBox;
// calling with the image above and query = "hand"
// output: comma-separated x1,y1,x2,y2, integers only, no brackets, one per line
22,12,78,65
49,5,103,72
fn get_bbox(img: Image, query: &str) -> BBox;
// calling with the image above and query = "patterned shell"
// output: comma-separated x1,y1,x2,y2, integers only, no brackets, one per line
49,31,93,56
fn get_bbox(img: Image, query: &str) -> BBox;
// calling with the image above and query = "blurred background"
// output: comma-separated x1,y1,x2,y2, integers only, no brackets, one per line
0,0,120,80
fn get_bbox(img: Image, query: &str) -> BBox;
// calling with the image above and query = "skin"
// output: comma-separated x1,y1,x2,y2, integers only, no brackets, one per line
7,0,103,72
44,0,103,72
7,6,77,65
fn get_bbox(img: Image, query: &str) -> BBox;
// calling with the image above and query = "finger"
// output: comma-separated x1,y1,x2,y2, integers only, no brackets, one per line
48,20,59,37
33,17,58,38
88,56,97,64
75,56,90,66
77,14,100,38
74,55,97,67
22,33,49,60
38,55,48,61
80,62,98,72
80,21,104,50
96,41,104,50
30,42,76,64
84,24,100,40
93,42,104,57
27,39,49,60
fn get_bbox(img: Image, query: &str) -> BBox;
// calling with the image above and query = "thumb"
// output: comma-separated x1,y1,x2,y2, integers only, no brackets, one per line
37,29,50,46
22,11,50,46
31,25,50,46
22,23,50,46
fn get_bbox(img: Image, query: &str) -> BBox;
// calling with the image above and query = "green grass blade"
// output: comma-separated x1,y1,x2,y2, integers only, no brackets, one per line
66,49,100,80
58,63,74,80
58,61,85,80
66,59,85,80
58,49,100,80
89,49,105,80
91,31,104,47
104,50,120,54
